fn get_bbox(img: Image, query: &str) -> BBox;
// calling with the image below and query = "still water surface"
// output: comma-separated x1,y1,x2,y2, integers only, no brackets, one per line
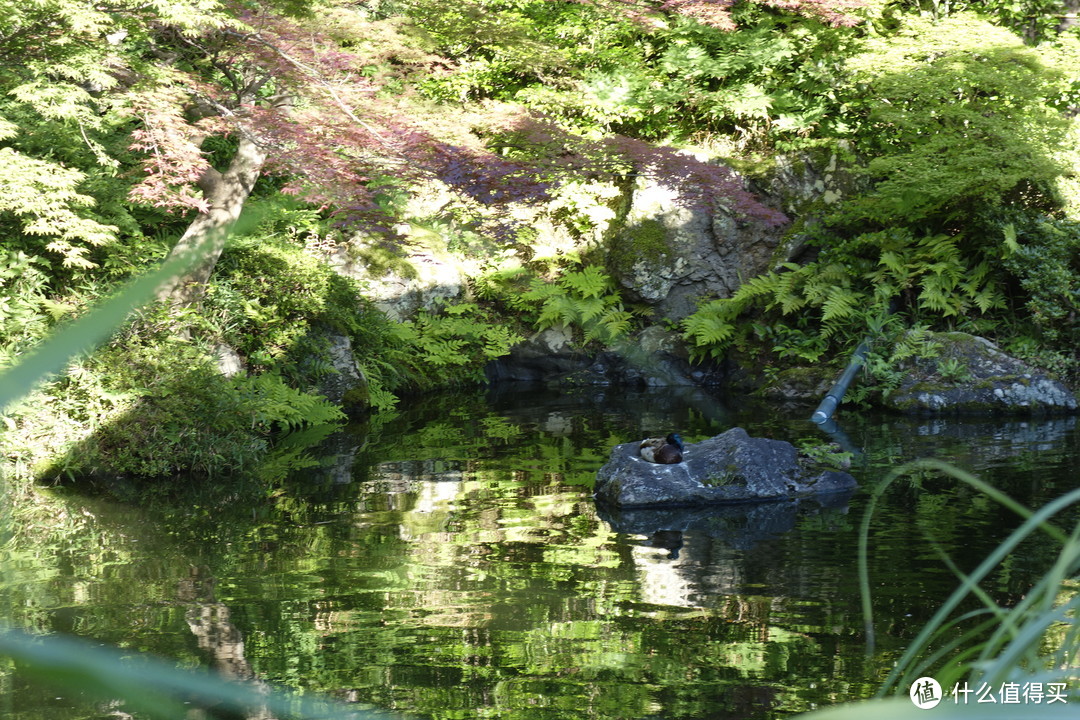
2,386,1078,719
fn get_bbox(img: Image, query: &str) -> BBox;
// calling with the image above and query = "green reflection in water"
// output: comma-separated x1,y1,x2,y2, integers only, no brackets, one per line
2,387,1078,719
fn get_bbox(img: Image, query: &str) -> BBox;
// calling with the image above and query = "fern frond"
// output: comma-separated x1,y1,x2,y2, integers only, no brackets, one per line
576,296,608,324
821,287,860,322
562,266,610,299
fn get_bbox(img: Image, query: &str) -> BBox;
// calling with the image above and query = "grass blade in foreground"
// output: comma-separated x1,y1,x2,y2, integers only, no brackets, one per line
0,628,398,719
0,244,211,413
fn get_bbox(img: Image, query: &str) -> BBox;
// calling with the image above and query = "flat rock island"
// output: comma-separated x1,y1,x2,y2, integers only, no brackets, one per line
594,427,858,508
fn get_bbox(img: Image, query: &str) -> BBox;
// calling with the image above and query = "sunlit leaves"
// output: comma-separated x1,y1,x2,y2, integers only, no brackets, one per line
0,148,119,267
521,266,633,344
681,227,1008,358
840,12,1077,225
125,86,214,212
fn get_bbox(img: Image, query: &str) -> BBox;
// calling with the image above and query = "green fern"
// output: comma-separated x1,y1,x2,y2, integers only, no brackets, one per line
560,265,610,299
392,300,525,385
681,227,1005,359
512,265,633,345
231,374,345,432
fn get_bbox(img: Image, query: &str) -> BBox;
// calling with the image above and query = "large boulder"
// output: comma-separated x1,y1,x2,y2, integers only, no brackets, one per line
607,175,783,322
486,327,726,387
884,332,1077,415
313,332,370,412
594,427,857,508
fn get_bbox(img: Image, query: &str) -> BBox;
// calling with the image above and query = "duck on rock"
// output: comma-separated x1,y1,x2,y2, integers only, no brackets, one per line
639,433,684,464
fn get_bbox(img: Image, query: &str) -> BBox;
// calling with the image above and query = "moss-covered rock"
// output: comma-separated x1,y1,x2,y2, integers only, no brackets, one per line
885,331,1077,415
594,427,857,508
605,169,784,322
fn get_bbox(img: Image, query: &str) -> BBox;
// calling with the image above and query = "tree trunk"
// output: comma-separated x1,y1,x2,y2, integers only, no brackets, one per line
1059,0,1080,34
155,131,267,306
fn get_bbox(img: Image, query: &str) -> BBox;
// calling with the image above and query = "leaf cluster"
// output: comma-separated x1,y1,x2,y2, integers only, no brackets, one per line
837,13,1078,227
391,301,525,387
477,263,635,346
412,0,859,151
681,228,1004,360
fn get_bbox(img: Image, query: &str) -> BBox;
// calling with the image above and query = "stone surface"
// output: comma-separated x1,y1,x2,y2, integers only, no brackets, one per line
751,144,867,266
213,343,245,378
328,234,469,323
608,174,782,321
885,332,1078,415
315,332,370,411
485,327,726,387
594,427,857,508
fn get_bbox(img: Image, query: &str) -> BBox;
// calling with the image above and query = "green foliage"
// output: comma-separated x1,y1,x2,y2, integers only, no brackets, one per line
0,628,381,720
0,147,119,268
852,324,940,401
838,13,1078,227
682,228,1006,360
409,0,857,148
478,263,633,345
391,301,524,386
896,0,1070,45
207,233,411,408
410,0,631,105
522,266,633,344
999,214,1080,345
796,439,853,471
10,336,346,480
231,372,345,431
209,236,343,368
0,251,54,366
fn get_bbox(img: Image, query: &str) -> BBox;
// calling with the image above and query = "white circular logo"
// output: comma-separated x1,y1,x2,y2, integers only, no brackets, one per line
910,677,943,709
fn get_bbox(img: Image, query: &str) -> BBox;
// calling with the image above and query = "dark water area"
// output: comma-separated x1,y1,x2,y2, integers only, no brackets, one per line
2,385,1079,719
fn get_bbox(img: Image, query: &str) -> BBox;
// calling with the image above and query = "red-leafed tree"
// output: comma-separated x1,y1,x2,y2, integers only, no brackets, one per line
125,1,810,305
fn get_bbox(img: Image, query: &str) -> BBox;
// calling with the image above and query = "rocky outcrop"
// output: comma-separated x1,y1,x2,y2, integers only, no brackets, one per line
608,177,783,321
751,144,867,265
884,332,1077,415
328,236,468,322
594,427,857,508
485,327,726,387
313,332,370,412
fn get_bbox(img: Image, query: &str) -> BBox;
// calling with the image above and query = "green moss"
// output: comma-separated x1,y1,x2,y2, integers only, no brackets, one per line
608,218,671,276
702,466,741,487
351,242,419,280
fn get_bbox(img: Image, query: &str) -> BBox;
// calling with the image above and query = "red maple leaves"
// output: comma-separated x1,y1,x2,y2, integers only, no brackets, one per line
125,1,789,236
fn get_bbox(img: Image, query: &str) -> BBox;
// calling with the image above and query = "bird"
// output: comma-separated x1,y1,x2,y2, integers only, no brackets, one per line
639,433,684,464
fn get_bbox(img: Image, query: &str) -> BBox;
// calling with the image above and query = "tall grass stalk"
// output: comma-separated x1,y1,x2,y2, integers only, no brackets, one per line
807,458,1080,719
1,224,399,718
0,628,393,719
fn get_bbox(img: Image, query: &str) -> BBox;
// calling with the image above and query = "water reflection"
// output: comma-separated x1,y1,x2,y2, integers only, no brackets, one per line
2,386,1078,720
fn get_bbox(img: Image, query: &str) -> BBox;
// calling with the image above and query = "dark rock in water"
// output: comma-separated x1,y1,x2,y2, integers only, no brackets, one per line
884,332,1077,415
485,326,727,387
594,427,857,508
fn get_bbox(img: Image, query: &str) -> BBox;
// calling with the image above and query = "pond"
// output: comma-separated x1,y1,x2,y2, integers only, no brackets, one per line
2,385,1078,719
